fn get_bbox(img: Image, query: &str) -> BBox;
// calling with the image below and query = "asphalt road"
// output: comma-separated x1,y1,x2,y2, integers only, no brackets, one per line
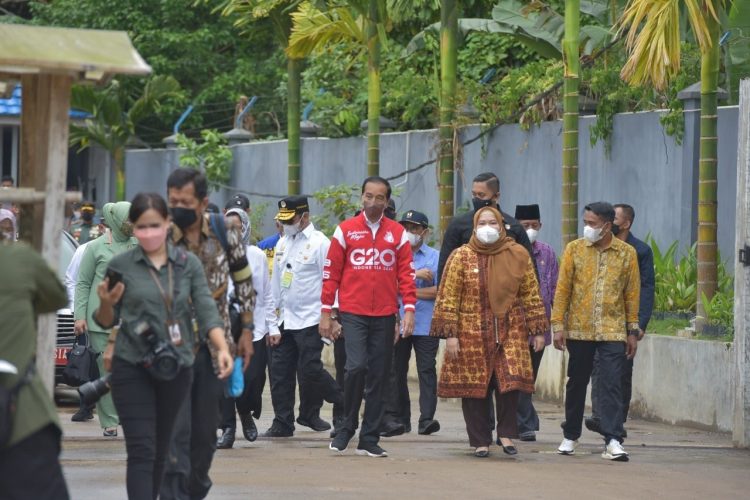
56,385,750,500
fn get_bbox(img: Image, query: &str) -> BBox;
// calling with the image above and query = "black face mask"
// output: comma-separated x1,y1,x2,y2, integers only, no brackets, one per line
611,223,620,236
170,207,198,230
81,212,94,223
472,197,494,212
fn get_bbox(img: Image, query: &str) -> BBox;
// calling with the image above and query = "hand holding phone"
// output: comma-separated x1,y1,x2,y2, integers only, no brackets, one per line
106,269,123,291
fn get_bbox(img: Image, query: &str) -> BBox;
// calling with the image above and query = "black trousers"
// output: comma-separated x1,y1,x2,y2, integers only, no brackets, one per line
0,424,69,500
269,324,342,430
517,346,544,434
340,313,395,445
160,345,223,500
333,335,346,420
563,340,625,444
110,357,193,500
220,338,268,430
385,335,439,426
462,376,519,447
591,355,634,423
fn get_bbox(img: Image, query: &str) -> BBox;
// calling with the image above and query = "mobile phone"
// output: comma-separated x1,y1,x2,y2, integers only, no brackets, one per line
106,269,123,291
321,337,332,345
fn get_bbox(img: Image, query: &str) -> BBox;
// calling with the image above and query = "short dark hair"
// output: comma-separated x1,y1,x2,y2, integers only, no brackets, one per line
167,168,208,200
1,175,14,185
361,176,392,199
472,172,500,194
614,203,635,224
584,201,615,223
130,192,169,223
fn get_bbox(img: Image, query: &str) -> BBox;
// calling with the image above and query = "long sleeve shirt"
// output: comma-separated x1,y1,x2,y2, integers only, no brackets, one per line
272,223,330,330
64,240,91,310
551,237,640,342
531,240,559,345
626,233,655,331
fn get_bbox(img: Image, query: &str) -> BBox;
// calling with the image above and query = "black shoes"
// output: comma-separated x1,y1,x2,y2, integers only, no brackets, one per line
474,447,490,458
418,419,440,435
355,442,388,458
379,421,405,437
296,416,331,432
216,428,235,449
330,417,344,438
495,437,518,455
239,413,258,442
585,416,602,434
519,431,537,442
329,430,354,452
263,424,294,438
71,406,94,422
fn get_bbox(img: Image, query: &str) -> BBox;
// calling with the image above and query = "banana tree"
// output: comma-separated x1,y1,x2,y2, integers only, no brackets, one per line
70,76,180,201
618,0,725,330
287,0,387,176
216,0,305,194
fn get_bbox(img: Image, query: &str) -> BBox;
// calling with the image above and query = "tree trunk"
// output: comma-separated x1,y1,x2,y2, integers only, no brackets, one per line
288,57,303,195
438,0,458,239
561,0,580,247
696,10,721,331
114,146,125,202
366,0,381,177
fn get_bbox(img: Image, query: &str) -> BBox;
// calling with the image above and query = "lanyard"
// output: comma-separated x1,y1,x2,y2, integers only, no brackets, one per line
147,262,174,322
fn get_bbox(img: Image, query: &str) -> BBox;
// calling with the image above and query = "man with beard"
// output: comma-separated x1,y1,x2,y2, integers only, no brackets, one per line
320,176,416,458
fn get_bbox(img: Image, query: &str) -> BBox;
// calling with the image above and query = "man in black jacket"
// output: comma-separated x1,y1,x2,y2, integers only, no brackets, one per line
438,172,534,282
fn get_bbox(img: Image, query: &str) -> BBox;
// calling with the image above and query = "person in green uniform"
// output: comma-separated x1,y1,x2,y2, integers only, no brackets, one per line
71,201,101,244
74,201,136,436
0,239,70,499
95,192,231,500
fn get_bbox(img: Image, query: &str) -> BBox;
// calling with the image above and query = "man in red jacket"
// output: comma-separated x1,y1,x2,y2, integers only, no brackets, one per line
320,176,416,457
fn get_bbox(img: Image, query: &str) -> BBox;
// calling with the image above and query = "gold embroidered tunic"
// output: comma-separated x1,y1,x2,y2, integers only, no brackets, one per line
551,237,640,342
430,246,548,398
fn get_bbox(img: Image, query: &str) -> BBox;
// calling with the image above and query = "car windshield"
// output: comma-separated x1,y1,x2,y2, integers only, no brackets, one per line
58,231,78,282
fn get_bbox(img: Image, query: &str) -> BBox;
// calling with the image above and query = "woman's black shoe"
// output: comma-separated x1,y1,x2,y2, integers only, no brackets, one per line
474,447,490,458
498,438,518,455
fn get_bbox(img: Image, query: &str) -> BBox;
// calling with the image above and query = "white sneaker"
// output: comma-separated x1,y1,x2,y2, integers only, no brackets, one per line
557,438,578,455
602,439,629,461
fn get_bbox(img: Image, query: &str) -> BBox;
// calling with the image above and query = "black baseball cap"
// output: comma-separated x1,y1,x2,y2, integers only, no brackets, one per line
399,209,428,228
226,194,250,211
276,195,309,222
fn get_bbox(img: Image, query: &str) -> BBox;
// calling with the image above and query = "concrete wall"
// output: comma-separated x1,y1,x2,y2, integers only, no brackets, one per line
124,106,740,264
535,335,735,432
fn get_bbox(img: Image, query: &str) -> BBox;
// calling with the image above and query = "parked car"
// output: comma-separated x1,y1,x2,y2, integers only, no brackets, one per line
55,231,78,385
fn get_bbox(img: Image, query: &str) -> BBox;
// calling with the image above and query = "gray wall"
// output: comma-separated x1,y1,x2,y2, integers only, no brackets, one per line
124,106,740,263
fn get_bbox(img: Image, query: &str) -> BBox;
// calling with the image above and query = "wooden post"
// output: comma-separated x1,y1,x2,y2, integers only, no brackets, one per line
19,73,73,395
734,78,750,448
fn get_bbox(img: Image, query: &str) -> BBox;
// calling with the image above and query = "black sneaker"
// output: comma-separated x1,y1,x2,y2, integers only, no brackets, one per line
329,430,353,452
330,417,344,439
356,442,388,458
71,407,94,422
379,421,405,437
418,419,440,435
585,416,602,434
296,415,331,432
263,424,293,438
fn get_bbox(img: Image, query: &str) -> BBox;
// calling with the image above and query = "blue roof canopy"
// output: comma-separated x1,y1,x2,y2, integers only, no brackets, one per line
0,85,89,119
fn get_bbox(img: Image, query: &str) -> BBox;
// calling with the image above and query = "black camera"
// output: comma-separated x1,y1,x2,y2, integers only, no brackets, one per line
134,321,182,381
78,374,111,406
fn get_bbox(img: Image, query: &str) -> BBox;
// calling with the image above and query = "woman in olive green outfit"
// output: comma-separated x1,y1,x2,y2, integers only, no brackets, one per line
74,201,136,436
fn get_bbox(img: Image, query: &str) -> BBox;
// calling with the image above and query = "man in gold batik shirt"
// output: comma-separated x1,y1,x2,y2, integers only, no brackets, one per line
551,202,640,463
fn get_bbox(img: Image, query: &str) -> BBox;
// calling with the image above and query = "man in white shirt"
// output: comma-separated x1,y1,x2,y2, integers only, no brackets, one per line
264,196,343,437
217,208,280,448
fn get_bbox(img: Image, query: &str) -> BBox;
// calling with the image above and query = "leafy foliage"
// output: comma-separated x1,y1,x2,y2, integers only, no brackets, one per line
176,130,233,190
311,183,362,237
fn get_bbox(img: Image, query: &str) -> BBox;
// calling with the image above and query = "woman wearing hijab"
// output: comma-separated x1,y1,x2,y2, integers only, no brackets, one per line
74,202,137,437
0,208,17,242
430,206,548,457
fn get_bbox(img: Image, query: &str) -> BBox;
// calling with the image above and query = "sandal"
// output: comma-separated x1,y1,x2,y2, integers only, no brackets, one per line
103,427,118,437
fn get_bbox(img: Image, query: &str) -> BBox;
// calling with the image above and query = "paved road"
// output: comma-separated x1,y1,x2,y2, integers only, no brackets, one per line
56,384,750,499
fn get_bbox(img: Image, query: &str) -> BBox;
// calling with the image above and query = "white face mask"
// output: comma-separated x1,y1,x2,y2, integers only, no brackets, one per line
476,226,500,244
406,232,422,247
283,222,300,237
583,224,604,244
526,228,539,244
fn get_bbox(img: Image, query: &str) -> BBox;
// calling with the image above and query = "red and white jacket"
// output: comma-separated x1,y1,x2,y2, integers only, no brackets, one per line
321,212,416,316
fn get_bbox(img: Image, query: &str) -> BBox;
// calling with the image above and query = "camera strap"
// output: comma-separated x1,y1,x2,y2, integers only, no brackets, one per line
147,263,181,344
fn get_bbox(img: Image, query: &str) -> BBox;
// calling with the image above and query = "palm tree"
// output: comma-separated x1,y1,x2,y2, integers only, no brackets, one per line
562,0,580,247
70,76,180,201
216,0,305,194
287,0,385,176
618,0,724,329
438,0,458,238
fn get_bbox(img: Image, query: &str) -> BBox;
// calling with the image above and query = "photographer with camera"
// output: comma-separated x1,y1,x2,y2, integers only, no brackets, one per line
93,193,232,500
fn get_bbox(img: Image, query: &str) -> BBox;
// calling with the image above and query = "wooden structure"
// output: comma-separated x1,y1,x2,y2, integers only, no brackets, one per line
0,24,151,394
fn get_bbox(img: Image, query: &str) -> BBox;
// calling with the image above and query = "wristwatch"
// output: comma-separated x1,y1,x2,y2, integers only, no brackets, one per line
242,323,255,332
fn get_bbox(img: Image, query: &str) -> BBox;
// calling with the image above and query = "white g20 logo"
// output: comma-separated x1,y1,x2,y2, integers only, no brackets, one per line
350,248,396,267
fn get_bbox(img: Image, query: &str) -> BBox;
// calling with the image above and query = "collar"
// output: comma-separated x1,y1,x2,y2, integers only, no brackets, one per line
134,242,178,265
362,211,383,227
170,214,210,244
292,222,315,240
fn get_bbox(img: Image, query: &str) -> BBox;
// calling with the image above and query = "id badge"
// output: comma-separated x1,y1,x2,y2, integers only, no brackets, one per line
281,270,293,288
169,321,183,346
